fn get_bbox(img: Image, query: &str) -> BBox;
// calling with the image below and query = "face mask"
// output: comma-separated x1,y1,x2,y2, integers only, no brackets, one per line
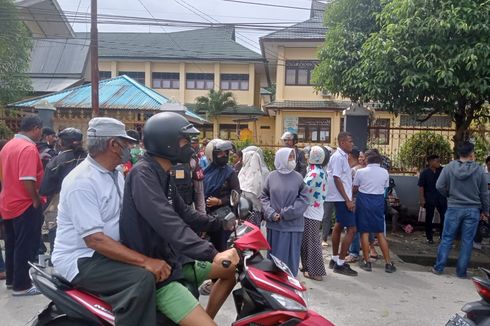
175,143,194,164
287,160,296,171
114,141,131,164
215,155,229,167
120,146,131,164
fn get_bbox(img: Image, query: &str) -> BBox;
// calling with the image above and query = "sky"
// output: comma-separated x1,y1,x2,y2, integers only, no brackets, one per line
57,0,315,53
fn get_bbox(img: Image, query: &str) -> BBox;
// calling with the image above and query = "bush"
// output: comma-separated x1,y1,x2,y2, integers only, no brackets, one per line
398,131,452,171
473,133,489,163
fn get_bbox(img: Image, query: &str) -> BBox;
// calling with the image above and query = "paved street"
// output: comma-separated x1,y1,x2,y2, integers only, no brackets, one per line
0,255,479,326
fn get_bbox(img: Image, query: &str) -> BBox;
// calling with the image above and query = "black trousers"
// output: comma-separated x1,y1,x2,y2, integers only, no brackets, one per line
73,253,157,326
4,205,44,291
425,200,447,241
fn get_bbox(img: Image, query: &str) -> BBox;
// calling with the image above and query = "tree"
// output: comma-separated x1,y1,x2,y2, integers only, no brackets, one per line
312,0,382,102
195,89,236,138
314,0,490,150
0,0,32,105
398,131,452,171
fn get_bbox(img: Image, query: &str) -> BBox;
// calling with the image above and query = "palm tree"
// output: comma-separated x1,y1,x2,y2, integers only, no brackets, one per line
195,89,237,138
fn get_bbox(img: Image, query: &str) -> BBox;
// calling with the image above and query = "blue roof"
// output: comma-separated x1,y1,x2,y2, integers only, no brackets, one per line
10,75,207,124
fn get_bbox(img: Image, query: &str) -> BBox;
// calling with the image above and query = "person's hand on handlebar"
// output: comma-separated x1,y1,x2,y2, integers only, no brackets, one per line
213,248,239,268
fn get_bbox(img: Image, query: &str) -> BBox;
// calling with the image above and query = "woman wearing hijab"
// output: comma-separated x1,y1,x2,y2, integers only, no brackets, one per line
200,139,240,296
238,146,270,226
260,148,309,277
301,146,329,281
203,139,240,251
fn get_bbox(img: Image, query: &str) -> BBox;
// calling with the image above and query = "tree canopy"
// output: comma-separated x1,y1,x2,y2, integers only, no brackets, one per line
0,0,32,105
195,89,237,121
314,0,490,146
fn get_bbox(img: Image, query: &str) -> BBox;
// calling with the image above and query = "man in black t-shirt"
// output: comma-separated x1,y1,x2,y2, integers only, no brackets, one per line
418,155,447,243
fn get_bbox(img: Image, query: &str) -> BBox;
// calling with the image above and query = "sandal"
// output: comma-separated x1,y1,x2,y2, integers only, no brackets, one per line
12,286,41,296
303,272,323,281
344,255,359,263
199,280,214,296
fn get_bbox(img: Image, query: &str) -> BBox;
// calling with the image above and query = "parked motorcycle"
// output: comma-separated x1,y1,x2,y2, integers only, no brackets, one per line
446,267,490,326
28,191,334,325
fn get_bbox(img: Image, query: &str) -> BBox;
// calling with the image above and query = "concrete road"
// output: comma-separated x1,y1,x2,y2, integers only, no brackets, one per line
0,257,478,326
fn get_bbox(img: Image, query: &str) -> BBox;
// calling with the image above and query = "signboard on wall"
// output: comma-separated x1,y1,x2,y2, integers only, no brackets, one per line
283,116,298,134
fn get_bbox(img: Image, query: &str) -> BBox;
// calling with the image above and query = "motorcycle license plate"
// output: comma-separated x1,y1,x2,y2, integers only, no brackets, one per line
445,314,474,326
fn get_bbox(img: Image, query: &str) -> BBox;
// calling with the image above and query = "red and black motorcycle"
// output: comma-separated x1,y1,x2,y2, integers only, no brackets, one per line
28,192,334,325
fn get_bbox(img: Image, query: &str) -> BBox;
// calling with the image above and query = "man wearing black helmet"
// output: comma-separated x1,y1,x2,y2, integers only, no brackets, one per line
40,128,87,253
119,112,239,326
281,131,307,176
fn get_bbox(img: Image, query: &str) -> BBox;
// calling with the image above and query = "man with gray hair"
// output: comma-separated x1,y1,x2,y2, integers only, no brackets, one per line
52,117,171,325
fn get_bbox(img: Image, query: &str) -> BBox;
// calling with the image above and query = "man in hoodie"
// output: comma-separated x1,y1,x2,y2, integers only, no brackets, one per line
432,142,489,278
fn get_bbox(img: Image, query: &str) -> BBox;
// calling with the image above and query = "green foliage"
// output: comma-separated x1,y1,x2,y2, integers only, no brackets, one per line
398,132,452,171
473,133,489,163
234,139,252,151
312,0,381,101
0,0,32,105
314,0,490,147
0,120,13,140
195,89,237,121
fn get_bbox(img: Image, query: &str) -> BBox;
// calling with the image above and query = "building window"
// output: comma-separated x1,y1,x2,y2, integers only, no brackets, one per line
340,117,345,133
200,125,213,140
285,60,318,86
186,73,214,90
118,71,145,84
220,74,249,90
399,114,452,128
297,118,331,143
369,118,390,145
152,72,179,89
219,124,247,140
99,71,111,80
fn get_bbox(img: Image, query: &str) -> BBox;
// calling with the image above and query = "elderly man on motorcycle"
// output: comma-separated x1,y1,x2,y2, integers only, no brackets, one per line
51,117,172,326
119,112,239,326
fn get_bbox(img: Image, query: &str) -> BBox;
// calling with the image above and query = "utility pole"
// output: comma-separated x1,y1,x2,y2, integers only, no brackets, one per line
90,0,99,117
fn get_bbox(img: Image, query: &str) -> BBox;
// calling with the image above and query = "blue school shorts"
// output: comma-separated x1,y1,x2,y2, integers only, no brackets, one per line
334,201,356,228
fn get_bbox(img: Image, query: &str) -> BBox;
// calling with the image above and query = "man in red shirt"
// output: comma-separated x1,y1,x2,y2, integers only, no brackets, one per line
0,116,44,296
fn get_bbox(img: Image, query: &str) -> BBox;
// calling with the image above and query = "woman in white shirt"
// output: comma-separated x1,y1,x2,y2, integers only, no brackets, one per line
353,150,396,273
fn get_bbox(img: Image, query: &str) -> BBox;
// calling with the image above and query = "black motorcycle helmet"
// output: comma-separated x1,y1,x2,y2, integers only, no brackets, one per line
143,112,199,162
58,128,83,144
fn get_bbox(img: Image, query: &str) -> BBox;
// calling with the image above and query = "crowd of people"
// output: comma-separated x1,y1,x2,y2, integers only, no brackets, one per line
0,113,488,325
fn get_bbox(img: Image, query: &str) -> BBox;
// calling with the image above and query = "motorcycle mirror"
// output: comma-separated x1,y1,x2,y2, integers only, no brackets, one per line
223,212,237,231
230,190,240,207
238,197,252,220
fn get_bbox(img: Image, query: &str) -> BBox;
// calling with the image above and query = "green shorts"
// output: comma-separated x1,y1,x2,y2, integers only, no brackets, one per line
155,261,212,323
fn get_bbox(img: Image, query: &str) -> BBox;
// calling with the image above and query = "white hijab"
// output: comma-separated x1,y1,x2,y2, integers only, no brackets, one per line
238,146,269,197
275,148,295,174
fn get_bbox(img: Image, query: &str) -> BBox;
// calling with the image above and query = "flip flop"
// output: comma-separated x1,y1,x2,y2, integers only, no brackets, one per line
303,272,323,281
12,286,41,296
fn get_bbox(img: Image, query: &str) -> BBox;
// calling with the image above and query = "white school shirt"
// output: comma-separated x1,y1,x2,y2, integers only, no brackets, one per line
353,163,389,195
326,148,352,201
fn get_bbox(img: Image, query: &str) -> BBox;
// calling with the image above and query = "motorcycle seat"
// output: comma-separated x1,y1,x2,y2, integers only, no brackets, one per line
52,273,74,289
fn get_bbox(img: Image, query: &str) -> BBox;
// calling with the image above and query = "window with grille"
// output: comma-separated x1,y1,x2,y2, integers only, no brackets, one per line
297,118,331,143
220,74,249,90
219,124,247,140
186,73,214,90
118,71,145,84
152,72,180,89
99,71,112,80
285,61,318,86
369,118,391,145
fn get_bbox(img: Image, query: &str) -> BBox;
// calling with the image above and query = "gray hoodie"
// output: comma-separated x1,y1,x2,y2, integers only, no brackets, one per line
436,160,489,213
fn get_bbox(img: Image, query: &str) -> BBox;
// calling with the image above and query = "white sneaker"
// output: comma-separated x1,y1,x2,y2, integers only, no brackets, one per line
473,242,482,250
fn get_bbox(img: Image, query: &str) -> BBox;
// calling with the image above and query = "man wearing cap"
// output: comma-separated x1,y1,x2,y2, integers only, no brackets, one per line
37,127,58,168
40,128,87,253
51,117,171,325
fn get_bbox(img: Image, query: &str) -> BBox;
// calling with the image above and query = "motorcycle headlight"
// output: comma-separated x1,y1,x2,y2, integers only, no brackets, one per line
270,293,307,311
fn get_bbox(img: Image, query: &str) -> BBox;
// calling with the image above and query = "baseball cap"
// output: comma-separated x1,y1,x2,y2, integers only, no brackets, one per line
87,117,136,141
